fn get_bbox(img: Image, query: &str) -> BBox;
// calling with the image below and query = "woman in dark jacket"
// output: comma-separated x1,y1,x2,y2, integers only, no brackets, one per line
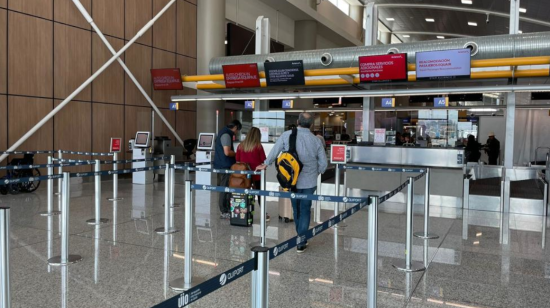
465,135,481,163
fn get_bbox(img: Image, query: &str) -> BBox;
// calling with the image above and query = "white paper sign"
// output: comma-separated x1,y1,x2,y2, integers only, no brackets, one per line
260,127,269,143
374,128,386,145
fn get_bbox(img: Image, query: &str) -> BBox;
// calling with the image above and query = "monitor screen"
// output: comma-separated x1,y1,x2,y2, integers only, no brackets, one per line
197,133,215,150
134,132,150,148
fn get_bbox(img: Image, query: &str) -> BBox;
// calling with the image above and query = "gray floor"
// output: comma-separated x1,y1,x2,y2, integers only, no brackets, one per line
0,178,549,308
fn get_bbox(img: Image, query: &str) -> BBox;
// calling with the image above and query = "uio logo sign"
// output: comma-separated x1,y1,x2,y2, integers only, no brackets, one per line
273,247,279,257
219,273,227,286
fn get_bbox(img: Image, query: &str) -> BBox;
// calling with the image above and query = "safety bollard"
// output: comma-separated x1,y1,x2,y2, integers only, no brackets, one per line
252,246,270,308
414,168,438,240
56,150,62,196
333,164,340,229
48,172,82,266
40,156,61,216
155,162,178,235
170,155,181,208
367,196,378,308
107,152,123,201
86,160,109,225
170,180,204,291
0,207,10,308
393,177,425,272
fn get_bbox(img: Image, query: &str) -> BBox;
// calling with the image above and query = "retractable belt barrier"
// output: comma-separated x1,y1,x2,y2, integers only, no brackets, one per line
59,150,113,156
175,164,261,175
378,172,425,204
338,165,426,174
0,161,95,170
1,156,169,171
0,150,113,156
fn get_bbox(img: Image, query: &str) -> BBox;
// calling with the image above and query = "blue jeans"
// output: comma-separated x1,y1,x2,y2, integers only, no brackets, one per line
291,186,317,248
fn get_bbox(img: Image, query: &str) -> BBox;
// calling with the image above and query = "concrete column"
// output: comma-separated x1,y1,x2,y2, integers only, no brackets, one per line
361,3,378,142
294,20,317,51
197,0,226,134
380,32,391,45
504,0,520,168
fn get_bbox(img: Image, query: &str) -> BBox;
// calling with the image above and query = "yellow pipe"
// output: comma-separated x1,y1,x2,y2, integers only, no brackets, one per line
305,67,359,76
182,74,224,82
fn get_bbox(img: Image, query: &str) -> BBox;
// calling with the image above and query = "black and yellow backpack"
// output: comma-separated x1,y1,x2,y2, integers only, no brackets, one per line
276,128,303,192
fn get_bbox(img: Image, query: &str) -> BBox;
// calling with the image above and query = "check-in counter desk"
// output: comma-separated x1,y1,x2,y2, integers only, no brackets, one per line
346,146,465,207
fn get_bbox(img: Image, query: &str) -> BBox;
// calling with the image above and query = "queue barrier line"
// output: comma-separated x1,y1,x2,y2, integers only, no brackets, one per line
0,150,55,155
191,185,368,204
378,172,425,204
0,161,96,170
338,165,426,173
1,156,170,171
152,258,256,308
175,165,261,175
60,150,113,156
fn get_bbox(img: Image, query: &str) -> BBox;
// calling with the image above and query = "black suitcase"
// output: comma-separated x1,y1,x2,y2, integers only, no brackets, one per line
230,193,254,227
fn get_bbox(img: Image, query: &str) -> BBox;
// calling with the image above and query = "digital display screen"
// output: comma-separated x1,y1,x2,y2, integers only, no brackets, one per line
134,132,150,148
359,54,408,83
222,63,261,88
416,49,471,80
198,134,215,150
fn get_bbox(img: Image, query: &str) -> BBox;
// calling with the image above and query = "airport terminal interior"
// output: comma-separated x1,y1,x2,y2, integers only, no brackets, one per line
1,0,550,307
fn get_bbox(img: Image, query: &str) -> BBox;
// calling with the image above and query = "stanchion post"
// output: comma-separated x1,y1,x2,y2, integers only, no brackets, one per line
40,156,61,216
252,246,270,308
0,207,10,308
393,177,425,272
170,180,204,291
333,164,340,229
155,162,178,235
367,196,378,308
56,150,62,195
260,169,267,247
170,155,180,208
314,174,322,223
87,160,109,225
414,168,438,240
48,172,82,265
108,152,123,201
184,162,190,182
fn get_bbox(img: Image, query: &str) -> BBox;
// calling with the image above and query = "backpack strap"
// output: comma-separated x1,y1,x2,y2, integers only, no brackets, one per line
289,128,299,158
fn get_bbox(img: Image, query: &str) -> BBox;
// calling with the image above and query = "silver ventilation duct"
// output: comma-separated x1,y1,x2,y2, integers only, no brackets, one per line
209,32,550,74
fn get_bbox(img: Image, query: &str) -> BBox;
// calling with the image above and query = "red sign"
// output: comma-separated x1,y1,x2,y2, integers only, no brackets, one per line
110,138,122,153
359,54,408,83
330,144,347,164
222,64,261,88
151,68,183,90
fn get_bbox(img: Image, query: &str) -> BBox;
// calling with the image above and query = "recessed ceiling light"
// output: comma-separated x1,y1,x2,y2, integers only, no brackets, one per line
386,17,395,21
437,36,445,39
225,40,228,44
468,22,477,26
403,35,410,38
461,0,472,4
519,8,527,13
425,18,435,22
518,30,523,34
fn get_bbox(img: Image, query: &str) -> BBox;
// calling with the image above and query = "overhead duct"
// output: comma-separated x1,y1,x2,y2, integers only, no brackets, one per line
209,32,550,74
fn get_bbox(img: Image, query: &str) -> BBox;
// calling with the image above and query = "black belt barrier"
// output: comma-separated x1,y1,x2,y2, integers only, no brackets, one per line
0,150,55,155
0,161,95,170
60,150,113,156
175,165,261,175
378,172,425,204
338,165,426,173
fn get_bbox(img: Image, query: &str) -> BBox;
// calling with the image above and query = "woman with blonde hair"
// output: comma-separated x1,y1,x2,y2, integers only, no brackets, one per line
236,127,270,221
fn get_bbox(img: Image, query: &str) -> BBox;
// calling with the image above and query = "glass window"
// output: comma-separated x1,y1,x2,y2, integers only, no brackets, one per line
329,0,337,5
337,0,350,15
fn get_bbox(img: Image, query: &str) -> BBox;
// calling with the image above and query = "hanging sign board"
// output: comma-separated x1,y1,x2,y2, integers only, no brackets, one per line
110,138,122,153
359,54,408,83
330,144,347,164
282,100,294,109
244,100,255,109
381,98,395,108
434,97,449,108
150,68,183,90
416,49,471,80
222,63,261,88
169,103,179,111
264,60,305,86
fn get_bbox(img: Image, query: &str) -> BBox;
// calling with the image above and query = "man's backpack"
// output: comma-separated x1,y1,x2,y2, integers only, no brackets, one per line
276,128,303,192
229,162,253,189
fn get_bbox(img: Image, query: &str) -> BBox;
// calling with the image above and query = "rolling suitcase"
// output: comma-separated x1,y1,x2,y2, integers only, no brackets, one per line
230,193,254,227
278,187,294,223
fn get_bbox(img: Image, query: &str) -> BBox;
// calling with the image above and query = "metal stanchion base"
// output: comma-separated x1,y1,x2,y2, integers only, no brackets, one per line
414,232,439,240
39,210,61,217
250,240,277,249
392,260,426,272
107,197,123,201
47,255,83,266
162,203,182,208
169,277,206,291
86,218,110,225
154,227,180,235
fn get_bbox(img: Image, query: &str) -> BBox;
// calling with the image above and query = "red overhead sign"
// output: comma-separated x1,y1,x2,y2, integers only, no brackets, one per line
359,54,408,83
222,63,261,88
151,68,183,90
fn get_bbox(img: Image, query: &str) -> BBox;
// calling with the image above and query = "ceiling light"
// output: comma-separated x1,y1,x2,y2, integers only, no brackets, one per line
461,0,472,4
225,40,228,44
386,18,395,21
468,108,497,112
425,18,435,22
473,241,480,245
437,36,445,39
518,30,523,34
403,35,410,38
519,8,527,13
468,22,477,26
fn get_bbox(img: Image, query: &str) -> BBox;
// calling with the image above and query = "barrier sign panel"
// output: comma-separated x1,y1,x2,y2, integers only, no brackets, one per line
169,103,179,111
150,68,183,90
265,60,305,86
381,98,395,108
416,49,471,80
282,100,294,109
222,63,261,88
110,138,122,153
359,54,408,83
434,97,449,108
330,144,347,164
260,127,269,143
244,100,255,109
374,128,386,145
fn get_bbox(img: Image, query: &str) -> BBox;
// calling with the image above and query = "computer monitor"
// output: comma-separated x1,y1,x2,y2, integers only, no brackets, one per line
134,131,151,148
197,133,215,151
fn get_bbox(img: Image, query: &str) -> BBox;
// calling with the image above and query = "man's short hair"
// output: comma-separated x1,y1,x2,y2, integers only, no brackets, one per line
227,120,242,131
298,113,313,129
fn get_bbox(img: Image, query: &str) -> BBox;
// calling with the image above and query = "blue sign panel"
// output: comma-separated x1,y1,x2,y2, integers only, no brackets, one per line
244,101,255,109
434,97,448,108
282,100,293,109
381,98,395,108
169,103,179,111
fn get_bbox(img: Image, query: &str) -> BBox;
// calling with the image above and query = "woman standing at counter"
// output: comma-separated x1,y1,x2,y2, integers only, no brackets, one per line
236,127,270,221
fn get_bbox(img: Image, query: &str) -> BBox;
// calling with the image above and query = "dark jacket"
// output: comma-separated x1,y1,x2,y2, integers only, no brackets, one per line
486,138,500,159
465,140,481,162
213,127,236,169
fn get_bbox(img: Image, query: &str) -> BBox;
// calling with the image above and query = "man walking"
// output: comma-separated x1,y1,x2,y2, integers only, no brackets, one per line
257,113,327,253
485,132,500,165
214,120,242,219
